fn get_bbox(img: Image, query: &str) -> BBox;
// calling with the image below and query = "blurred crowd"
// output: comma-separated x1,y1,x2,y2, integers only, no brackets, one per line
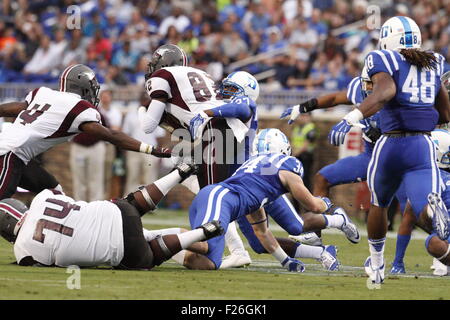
1,0,450,92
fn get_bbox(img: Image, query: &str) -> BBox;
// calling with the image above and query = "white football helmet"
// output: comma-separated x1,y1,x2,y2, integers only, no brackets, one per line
431,129,450,169
379,16,421,51
252,128,291,156
220,71,260,102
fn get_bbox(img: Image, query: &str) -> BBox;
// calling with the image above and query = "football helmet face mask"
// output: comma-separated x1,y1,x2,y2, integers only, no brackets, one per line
431,129,450,169
252,128,291,156
59,64,101,107
145,44,188,79
220,71,260,101
0,198,28,243
379,16,421,51
360,65,373,99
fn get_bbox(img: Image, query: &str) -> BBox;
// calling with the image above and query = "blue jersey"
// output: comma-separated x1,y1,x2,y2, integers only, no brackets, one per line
219,153,303,217
346,76,381,153
364,49,445,133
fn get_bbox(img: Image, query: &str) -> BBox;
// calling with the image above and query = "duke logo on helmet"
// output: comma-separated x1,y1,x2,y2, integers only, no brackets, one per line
378,16,421,51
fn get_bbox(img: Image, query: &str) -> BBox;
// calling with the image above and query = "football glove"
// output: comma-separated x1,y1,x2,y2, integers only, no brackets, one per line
280,98,318,125
189,111,208,140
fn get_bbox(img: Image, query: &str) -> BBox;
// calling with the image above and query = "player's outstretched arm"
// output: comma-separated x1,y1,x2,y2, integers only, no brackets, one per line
247,208,305,272
435,83,450,124
138,97,167,134
0,101,27,117
280,90,349,124
79,121,172,157
279,170,329,213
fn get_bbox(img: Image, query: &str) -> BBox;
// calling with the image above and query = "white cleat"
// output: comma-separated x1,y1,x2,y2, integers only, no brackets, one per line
364,256,385,284
289,232,323,246
318,245,339,271
220,250,252,269
431,258,449,276
333,207,360,244
427,192,450,240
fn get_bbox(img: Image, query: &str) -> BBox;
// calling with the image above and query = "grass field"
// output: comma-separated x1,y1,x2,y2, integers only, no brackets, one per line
0,209,449,300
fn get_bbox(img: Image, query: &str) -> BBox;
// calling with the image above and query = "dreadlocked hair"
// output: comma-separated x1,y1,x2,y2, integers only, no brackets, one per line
399,49,437,70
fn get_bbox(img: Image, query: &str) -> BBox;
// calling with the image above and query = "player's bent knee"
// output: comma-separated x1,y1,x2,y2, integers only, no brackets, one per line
183,251,216,270
425,234,450,263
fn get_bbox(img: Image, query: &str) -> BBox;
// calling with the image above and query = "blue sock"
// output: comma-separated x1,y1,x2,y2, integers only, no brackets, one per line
393,234,411,265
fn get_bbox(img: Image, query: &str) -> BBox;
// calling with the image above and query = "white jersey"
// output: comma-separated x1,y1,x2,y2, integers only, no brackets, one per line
0,87,101,164
14,189,124,267
146,66,249,141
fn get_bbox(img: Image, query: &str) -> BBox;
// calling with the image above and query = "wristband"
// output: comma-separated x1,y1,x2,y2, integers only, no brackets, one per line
139,143,153,154
304,98,318,112
272,246,289,264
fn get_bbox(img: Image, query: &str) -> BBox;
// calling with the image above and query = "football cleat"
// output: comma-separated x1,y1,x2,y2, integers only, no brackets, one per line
199,220,224,240
318,245,339,271
364,256,385,284
220,250,252,269
175,162,199,182
431,258,449,276
289,232,323,246
333,207,360,244
427,192,450,240
389,261,406,274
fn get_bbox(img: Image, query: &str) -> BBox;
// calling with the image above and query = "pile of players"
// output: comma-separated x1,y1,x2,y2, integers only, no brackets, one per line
0,15,449,284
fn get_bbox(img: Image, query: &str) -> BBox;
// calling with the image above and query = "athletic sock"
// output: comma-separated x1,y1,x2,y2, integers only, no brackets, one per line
225,221,247,255
368,238,386,269
142,228,182,242
177,228,205,249
393,234,411,265
294,243,324,259
153,170,182,196
324,214,345,229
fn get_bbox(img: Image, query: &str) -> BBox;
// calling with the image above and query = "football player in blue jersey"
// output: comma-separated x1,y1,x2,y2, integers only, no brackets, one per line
328,16,450,284
191,73,351,270
182,129,360,271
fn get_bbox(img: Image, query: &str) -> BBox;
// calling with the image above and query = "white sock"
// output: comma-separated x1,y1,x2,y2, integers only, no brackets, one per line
225,222,247,255
368,238,386,269
324,214,345,229
172,250,187,265
142,228,182,242
177,228,205,249
294,244,324,259
153,170,182,196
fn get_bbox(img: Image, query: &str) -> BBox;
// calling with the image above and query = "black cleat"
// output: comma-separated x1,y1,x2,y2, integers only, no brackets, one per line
199,220,224,240
175,162,199,182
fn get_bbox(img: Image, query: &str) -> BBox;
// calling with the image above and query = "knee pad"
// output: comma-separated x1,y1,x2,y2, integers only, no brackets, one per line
125,186,156,215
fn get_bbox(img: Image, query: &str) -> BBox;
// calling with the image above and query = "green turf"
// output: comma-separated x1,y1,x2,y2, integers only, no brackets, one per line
0,209,449,300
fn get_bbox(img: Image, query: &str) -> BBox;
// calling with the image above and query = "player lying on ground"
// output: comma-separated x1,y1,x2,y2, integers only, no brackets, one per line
0,64,172,200
328,16,450,284
139,44,257,268
0,162,226,270
190,72,350,270
181,128,360,271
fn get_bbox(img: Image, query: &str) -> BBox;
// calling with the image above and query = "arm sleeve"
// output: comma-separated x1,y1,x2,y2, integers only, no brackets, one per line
139,99,166,134
210,97,253,121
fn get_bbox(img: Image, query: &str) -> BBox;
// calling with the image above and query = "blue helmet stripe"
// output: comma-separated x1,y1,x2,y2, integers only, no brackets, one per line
397,16,413,48
257,129,269,153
